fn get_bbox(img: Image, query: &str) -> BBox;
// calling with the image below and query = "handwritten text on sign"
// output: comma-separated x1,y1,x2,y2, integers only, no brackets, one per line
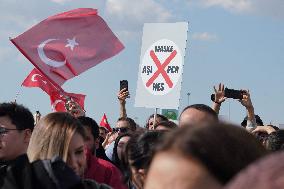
141,39,182,95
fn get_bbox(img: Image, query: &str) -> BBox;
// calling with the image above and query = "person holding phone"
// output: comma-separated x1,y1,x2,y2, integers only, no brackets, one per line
118,80,130,119
211,83,256,130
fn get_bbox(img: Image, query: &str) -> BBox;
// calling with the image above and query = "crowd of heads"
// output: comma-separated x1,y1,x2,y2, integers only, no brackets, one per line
1,84,284,189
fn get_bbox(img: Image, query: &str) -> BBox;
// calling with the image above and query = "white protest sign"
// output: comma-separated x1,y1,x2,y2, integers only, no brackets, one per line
135,22,188,109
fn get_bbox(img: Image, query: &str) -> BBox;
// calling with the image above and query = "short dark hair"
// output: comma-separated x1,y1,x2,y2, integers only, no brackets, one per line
0,102,34,131
157,122,267,184
122,130,166,183
241,115,264,127
154,120,177,130
145,114,169,129
180,104,218,121
77,116,99,139
117,117,137,131
266,130,284,151
112,133,133,169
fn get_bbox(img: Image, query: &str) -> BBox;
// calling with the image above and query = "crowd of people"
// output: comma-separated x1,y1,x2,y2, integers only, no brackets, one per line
0,83,284,189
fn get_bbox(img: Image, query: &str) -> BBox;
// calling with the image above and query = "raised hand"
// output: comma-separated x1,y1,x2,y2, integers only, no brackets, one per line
213,83,227,104
238,90,253,110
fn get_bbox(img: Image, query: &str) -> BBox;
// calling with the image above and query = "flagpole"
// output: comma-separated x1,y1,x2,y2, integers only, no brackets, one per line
153,108,158,130
14,84,23,103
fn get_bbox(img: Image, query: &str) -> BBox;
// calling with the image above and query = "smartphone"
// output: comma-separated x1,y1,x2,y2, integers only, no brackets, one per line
120,80,128,91
211,88,243,102
224,88,243,99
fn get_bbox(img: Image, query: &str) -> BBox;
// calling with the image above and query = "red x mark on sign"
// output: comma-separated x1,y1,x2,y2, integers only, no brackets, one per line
146,50,177,88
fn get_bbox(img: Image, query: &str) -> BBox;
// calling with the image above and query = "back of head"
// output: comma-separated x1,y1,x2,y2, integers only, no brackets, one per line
154,120,177,130
27,112,85,162
225,151,284,189
266,130,284,151
0,102,34,131
125,130,165,171
179,104,218,127
241,115,264,127
123,130,166,187
156,122,267,184
77,116,99,139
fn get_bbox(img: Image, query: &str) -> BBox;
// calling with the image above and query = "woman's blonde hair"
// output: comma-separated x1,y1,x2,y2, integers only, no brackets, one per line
27,112,86,162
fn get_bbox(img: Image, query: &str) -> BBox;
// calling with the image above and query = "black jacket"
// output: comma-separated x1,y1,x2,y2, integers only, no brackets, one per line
1,155,111,189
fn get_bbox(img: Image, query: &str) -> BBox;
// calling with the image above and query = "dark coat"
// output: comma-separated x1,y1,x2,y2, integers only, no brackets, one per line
0,154,111,189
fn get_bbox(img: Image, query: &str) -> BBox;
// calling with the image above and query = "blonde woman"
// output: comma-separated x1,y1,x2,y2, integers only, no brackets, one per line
27,112,110,189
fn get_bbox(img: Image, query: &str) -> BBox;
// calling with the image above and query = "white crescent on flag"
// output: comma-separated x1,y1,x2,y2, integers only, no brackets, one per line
37,39,66,68
31,74,47,85
52,99,64,111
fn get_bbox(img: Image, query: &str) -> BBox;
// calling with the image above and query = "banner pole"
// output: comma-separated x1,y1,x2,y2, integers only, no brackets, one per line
153,108,158,130
14,84,23,103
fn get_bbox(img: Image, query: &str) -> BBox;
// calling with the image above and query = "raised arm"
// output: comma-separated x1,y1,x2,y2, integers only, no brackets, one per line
117,88,129,118
212,83,227,115
239,90,255,130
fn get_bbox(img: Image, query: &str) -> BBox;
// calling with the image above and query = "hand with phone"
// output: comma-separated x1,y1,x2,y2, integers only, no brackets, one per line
238,90,253,110
118,80,129,118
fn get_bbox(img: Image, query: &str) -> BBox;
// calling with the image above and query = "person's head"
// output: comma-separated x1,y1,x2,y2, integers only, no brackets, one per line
145,114,168,130
112,133,132,168
116,117,137,134
27,112,86,177
0,102,34,161
123,130,166,189
145,122,267,189
241,115,264,127
179,104,218,127
265,130,284,151
224,151,284,189
77,116,99,153
99,126,109,139
154,120,178,131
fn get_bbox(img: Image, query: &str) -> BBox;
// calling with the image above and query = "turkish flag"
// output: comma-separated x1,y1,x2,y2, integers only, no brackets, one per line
11,8,124,87
22,68,58,95
50,90,86,112
99,113,112,132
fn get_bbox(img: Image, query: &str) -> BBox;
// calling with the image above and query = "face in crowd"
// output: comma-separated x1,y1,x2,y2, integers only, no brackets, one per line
99,127,108,140
0,102,34,162
27,112,87,177
0,116,31,161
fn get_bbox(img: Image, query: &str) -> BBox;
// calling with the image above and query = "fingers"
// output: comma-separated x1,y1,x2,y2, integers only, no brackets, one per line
213,86,217,93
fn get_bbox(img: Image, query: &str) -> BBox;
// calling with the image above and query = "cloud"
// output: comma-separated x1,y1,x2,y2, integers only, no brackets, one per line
202,0,252,13
191,32,218,41
50,0,72,4
190,0,284,19
106,0,173,25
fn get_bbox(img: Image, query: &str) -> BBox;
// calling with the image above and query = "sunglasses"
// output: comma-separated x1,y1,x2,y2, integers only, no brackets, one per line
0,126,24,135
112,127,129,133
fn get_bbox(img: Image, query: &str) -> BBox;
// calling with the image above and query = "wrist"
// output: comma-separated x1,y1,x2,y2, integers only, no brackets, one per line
246,106,254,112
214,101,221,105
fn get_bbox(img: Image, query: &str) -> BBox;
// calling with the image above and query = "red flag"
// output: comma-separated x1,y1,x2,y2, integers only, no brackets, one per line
100,113,112,132
11,8,124,87
22,68,58,95
50,90,86,112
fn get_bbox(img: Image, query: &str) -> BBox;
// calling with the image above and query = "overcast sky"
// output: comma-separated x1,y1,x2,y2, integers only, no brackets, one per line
0,0,284,127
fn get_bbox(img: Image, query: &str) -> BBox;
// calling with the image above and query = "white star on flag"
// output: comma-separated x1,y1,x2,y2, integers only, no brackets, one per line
65,37,79,51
